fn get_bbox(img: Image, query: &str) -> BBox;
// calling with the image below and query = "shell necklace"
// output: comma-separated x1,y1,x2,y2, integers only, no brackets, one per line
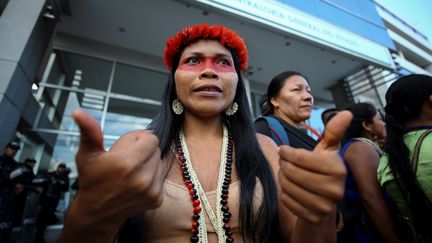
352,137,383,156
173,125,234,243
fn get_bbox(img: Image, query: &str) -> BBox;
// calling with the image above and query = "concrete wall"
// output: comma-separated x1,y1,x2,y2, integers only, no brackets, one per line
0,0,56,149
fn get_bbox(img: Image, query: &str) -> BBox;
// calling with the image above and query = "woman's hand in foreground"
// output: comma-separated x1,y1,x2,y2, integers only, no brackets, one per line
278,111,352,224
60,109,163,242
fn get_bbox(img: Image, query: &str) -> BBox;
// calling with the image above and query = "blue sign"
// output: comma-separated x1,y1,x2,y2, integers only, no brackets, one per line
195,0,395,68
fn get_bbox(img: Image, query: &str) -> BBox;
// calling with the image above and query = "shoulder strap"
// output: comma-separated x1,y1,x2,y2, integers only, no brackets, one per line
339,139,357,157
255,116,289,146
411,129,432,173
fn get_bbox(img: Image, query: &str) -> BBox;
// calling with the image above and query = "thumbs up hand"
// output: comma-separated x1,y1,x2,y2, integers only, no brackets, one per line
70,109,163,226
278,111,352,223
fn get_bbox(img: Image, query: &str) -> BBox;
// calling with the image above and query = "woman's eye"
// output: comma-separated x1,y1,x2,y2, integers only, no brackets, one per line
218,59,230,66
186,57,200,64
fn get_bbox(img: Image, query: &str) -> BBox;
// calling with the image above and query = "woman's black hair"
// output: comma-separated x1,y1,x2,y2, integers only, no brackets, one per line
343,102,377,143
321,108,339,125
263,71,306,116
149,44,280,242
383,74,432,238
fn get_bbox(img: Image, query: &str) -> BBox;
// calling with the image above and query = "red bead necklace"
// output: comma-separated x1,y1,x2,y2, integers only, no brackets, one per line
173,128,234,243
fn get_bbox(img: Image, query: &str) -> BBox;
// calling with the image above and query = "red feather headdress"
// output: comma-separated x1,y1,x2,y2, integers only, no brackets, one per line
164,24,249,71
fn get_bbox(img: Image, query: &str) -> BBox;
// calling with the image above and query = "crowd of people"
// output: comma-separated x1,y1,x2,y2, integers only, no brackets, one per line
1,23,431,243
0,143,70,243
254,69,431,243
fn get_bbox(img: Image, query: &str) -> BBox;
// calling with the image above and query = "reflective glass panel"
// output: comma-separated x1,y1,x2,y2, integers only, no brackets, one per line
111,63,168,101
56,51,113,91
104,98,157,137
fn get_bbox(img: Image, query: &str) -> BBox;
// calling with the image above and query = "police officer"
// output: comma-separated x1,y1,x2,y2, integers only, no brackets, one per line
10,158,38,227
0,142,21,242
35,163,70,243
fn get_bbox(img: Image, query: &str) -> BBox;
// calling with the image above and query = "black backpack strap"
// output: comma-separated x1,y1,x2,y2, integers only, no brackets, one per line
255,116,289,146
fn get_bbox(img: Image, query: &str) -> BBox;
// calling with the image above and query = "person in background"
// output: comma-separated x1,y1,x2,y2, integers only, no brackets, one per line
59,24,352,243
318,108,339,141
378,74,432,242
338,102,401,243
322,108,339,127
258,94,272,116
70,178,79,193
255,71,317,149
10,158,38,227
70,178,79,201
0,141,21,242
0,142,21,187
35,163,70,243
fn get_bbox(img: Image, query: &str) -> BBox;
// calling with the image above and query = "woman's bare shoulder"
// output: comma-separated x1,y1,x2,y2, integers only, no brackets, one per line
256,133,280,171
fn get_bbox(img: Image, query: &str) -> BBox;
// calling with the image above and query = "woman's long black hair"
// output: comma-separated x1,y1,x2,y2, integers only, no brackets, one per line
343,102,377,143
383,74,432,238
149,46,280,242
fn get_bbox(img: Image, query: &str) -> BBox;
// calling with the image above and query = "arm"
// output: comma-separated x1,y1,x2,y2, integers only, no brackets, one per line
344,142,402,243
71,179,79,191
257,134,296,241
10,166,29,194
261,111,352,243
58,176,70,192
60,110,164,243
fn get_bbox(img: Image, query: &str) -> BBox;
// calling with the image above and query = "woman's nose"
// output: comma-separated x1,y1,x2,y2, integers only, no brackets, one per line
199,69,218,79
303,91,313,101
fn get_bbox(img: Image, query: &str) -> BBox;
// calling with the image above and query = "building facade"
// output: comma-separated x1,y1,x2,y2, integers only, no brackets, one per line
340,1,432,110
0,0,415,178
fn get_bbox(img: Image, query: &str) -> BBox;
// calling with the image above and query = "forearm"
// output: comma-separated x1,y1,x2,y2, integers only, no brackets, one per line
278,201,296,242
60,200,120,243
362,196,401,243
290,210,337,243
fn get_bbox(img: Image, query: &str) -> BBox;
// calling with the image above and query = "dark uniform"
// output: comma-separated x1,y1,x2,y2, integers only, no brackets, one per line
0,142,21,242
35,164,69,243
9,159,37,227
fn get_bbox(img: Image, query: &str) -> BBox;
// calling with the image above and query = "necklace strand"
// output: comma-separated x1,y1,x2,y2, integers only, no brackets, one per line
173,125,234,243
353,137,383,156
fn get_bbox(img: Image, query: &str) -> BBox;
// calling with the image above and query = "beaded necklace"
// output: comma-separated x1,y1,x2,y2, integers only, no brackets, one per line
173,125,234,243
352,137,383,156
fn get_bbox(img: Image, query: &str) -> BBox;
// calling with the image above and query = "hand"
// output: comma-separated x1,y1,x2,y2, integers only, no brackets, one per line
71,109,164,225
15,183,24,194
278,111,352,223
36,186,44,193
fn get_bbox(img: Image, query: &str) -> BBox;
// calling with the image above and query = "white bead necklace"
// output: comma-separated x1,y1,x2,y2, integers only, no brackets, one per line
179,125,230,243
352,137,383,156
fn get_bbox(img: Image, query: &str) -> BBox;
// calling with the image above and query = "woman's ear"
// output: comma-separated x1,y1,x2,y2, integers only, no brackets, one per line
270,96,279,109
361,121,372,133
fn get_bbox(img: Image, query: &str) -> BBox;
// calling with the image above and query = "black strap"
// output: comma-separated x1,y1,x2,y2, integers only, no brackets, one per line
411,129,432,173
255,116,290,146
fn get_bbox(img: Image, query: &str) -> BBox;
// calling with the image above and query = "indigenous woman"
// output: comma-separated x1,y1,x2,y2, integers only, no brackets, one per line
60,24,352,243
255,71,317,149
338,103,401,243
378,74,432,242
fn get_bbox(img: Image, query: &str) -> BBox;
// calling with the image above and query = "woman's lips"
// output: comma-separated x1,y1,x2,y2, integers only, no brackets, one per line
194,85,222,93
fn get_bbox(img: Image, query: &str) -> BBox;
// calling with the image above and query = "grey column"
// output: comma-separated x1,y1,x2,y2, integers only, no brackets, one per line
329,80,353,109
0,0,55,149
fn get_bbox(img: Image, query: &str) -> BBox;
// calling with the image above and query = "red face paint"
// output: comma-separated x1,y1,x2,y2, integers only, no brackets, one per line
177,55,236,73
